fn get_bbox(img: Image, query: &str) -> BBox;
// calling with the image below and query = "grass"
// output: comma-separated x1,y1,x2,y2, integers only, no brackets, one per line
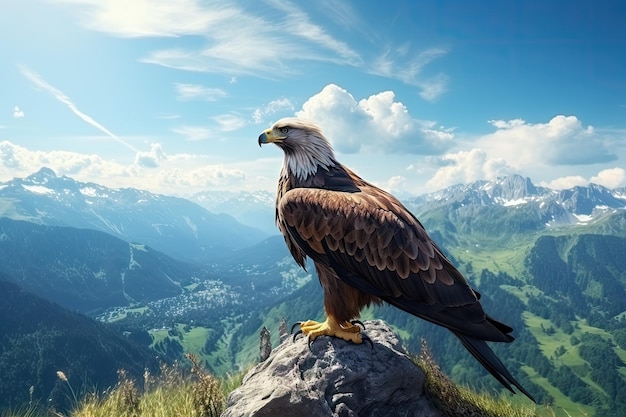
4,342,539,417
5,354,236,417
414,340,538,417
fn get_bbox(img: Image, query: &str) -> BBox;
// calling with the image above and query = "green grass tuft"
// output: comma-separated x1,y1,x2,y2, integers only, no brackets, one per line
414,339,538,417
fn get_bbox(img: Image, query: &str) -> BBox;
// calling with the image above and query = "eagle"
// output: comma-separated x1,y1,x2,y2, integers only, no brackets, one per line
258,118,534,401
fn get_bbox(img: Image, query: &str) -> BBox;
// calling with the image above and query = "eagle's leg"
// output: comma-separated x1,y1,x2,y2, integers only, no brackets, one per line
298,315,363,344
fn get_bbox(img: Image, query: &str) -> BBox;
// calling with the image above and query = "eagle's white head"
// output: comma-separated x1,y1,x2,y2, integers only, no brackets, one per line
258,118,337,180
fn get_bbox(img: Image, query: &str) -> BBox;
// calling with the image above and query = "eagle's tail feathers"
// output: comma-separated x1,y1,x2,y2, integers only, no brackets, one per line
454,332,536,403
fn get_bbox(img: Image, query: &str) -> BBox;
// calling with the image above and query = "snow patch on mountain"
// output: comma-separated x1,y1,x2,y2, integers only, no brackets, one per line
22,184,55,195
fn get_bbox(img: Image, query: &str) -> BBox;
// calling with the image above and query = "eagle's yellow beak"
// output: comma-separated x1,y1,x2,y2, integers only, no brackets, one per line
258,129,287,147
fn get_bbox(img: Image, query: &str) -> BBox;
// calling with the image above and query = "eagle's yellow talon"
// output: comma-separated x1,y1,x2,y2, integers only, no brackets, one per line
298,316,363,344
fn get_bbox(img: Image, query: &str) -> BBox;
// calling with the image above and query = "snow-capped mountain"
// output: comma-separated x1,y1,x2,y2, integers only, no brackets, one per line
404,174,626,228
0,168,268,262
192,174,626,232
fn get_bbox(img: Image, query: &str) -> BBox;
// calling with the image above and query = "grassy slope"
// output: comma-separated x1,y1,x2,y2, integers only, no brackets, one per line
145,212,626,417
442,216,626,417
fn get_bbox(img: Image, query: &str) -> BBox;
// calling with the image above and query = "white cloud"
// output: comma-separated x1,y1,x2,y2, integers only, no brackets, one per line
370,47,449,101
264,0,362,65
295,84,454,154
539,175,588,190
212,114,246,132
479,115,616,168
57,0,230,38
13,106,24,118
591,167,626,189
171,126,215,141
426,148,512,190
0,140,130,180
60,0,361,78
175,83,227,101
0,139,250,195
540,168,626,190
157,165,246,189
135,143,166,168
487,119,525,129
55,0,445,95
252,98,295,124
380,175,408,194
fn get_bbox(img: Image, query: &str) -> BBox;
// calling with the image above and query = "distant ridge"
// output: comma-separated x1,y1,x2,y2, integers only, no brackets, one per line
0,168,268,262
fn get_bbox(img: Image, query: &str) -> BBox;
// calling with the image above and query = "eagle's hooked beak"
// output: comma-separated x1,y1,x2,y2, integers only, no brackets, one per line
258,129,286,147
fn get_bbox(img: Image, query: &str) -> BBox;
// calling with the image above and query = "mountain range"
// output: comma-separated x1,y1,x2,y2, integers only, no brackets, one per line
0,168,268,263
2,168,626,416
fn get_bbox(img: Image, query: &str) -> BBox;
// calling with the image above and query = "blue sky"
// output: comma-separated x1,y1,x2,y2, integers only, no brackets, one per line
1,0,625,196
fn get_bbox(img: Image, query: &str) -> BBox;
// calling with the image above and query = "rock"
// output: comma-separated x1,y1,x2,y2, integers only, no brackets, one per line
278,316,289,343
222,320,441,417
259,326,272,362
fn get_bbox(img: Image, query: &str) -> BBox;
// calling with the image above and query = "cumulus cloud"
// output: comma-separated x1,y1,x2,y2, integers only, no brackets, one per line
426,148,512,190
13,106,24,118
591,168,626,189
543,168,626,190
539,175,588,190
135,143,166,168
0,140,130,179
480,115,616,168
0,139,250,195
295,84,454,154
175,83,227,101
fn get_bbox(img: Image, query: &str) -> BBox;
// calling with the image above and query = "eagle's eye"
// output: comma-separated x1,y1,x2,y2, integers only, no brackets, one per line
279,127,289,135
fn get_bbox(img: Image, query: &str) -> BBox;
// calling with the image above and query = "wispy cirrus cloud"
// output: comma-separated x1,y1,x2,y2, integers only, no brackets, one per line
18,64,139,153
212,114,246,132
58,0,361,78
171,125,215,141
252,98,295,124
175,83,227,101
370,47,450,101
54,0,445,97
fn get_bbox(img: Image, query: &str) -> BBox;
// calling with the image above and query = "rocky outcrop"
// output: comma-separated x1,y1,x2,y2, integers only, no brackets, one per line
222,320,441,417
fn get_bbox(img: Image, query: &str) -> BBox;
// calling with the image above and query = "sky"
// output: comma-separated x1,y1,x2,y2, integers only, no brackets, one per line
1,0,626,197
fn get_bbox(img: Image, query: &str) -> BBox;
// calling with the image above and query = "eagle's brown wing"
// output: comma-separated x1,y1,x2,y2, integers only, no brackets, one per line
279,185,536,401
278,185,512,342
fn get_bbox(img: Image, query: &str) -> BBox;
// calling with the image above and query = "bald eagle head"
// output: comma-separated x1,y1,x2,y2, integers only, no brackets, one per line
258,118,337,180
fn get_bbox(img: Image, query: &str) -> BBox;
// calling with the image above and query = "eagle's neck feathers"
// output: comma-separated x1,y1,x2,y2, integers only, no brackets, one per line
282,131,336,182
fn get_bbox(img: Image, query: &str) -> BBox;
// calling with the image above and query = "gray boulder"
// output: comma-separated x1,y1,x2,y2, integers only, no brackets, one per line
222,320,441,417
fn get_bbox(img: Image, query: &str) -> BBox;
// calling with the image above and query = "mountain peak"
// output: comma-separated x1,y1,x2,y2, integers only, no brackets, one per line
25,167,58,183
